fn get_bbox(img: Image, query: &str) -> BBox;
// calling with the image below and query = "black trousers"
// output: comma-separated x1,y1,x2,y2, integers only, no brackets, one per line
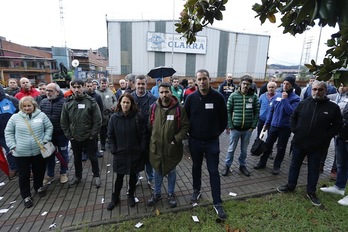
100,125,107,147
114,173,137,197
71,138,100,178
15,155,46,199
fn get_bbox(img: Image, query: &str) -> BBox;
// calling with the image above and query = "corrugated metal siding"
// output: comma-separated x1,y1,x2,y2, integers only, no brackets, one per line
185,54,196,77
132,22,150,75
218,31,229,77
120,22,132,74
107,22,121,74
199,28,220,77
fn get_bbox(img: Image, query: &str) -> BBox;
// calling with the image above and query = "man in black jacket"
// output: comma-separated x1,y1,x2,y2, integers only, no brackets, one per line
277,80,343,206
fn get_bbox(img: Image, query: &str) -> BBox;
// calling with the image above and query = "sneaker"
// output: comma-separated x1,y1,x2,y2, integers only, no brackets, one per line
338,195,348,206
37,187,46,197
107,196,120,210
221,165,230,176
320,185,345,196
307,192,321,206
147,180,154,190
43,176,55,185
147,194,162,206
239,166,250,177
213,204,227,220
68,176,81,188
24,197,33,208
272,167,280,175
128,196,136,207
9,170,18,180
190,189,201,203
254,162,266,170
60,174,68,184
168,193,177,208
330,171,337,180
94,177,101,188
277,184,295,193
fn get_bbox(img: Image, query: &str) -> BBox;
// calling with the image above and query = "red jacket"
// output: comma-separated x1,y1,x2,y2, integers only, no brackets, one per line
15,87,40,100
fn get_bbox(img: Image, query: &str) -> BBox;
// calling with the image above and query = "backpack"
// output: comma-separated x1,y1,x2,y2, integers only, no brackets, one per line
149,103,181,130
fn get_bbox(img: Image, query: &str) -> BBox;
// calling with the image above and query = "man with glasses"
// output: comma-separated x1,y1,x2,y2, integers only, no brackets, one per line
254,75,300,175
278,80,342,207
222,75,260,177
61,79,102,188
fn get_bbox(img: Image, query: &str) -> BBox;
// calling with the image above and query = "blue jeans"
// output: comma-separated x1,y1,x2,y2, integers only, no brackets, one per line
0,137,17,171
189,137,222,205
287,146,322,193
335,139,348,189
145,161,154,182
259,126,291,168
154,168,176,195
225,129,252,167
46,133,69,177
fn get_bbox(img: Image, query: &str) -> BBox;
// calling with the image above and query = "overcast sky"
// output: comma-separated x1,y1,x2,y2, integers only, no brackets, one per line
1,0,338,66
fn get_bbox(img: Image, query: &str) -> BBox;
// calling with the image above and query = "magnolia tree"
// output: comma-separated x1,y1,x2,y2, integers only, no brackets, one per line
175,0,348,86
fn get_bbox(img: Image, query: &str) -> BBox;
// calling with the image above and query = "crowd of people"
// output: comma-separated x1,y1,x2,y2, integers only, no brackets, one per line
0,71,348,220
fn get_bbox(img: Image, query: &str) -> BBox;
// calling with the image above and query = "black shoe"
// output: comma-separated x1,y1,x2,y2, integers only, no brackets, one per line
221,166,230,176
272,167,280,175
147,194,162,206
213,204,227,220
307,192,321,206
68,176,81,188
190,189,201,203
239,166,250,176
107,196,120,210
24,197,33,208
36,187,46,197
128,196,136,207
277,184,295,193
168,193,177,208
254,163,266,170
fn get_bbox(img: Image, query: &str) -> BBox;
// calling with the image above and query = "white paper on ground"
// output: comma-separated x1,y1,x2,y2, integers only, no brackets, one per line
0,197,3,201
135,222,143,228
41,212,48,216
229,192,237,197
0,182,5,186
192,203,198,207
101,198,105,204
49,223,56,229
135,197,139,203
0,209,9,213
138,176,143,180
106,164,111,167
107,171,110,173
9,201,16,204
192,216,199,222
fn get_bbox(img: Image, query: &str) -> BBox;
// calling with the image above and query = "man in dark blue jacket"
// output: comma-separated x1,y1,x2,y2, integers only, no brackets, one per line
185,69,228,220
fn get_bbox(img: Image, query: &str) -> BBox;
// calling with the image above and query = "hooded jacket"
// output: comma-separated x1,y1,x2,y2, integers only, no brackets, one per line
5,109,53,156
149,96,189,176
14,86,40,100
96,88,116,125
108,111,147,174
0,85,18,138
60,93,102,141
291,96,343,152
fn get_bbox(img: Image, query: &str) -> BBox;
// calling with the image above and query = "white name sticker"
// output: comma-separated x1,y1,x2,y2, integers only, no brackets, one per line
344,98,348,102
205,103,214,109
167,115,174,120
32,118,42,123
2,105,10,111
78,104,85,109
246,103,252,109
276,97,282,101
105,95,110,98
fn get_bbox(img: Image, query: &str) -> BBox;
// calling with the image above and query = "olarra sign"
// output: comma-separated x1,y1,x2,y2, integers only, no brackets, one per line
147,32,207,54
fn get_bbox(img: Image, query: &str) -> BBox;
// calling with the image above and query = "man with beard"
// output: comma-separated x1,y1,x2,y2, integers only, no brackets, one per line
15,77,40,100
40,83,70,184
254,75,300,175
278,81,342,206
61,79,102,188
171,76,183,103
147,82,189,208
222,75,259,177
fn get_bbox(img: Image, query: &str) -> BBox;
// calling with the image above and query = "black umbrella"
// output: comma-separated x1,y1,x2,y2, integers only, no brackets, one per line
147,66,176,78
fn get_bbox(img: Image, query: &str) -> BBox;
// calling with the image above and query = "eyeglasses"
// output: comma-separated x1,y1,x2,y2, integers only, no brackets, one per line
312,88,325,92
72,86,82,89
46,89,54,92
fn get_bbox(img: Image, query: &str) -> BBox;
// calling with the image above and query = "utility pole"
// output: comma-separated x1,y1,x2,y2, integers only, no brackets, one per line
59,0,66,47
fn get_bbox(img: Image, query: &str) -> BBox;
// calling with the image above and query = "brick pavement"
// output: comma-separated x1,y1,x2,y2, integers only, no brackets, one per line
0,132,334,232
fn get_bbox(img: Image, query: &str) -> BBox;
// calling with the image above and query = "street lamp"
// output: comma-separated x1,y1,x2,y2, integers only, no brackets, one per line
71,59,79,79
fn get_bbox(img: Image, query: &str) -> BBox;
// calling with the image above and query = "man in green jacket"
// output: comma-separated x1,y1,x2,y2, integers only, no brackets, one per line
147,82,189,208
222,75,260,177
60,79,102,188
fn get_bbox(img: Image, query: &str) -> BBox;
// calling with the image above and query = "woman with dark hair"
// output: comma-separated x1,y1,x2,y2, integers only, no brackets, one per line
106,93,147,210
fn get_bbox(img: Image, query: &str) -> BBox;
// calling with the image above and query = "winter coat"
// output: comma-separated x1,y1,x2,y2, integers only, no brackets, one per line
4,87,20,97
96,89,116,125
149,97,189,176
259,92,275,121
14,87,40,100
107,111,147,174
227,89,260,130
60,93,102,141
0,85,18,138
266,91,300,128
291,97,343,152
5,109,53,157
218,80,236,102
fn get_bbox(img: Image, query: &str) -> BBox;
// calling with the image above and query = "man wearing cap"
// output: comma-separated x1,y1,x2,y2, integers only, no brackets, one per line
254,75,300,175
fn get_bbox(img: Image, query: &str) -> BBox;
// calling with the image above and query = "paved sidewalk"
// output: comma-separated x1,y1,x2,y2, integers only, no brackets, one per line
0,132,334,231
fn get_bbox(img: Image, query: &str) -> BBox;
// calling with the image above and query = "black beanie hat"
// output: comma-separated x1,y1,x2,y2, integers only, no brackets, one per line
283,75,296,87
